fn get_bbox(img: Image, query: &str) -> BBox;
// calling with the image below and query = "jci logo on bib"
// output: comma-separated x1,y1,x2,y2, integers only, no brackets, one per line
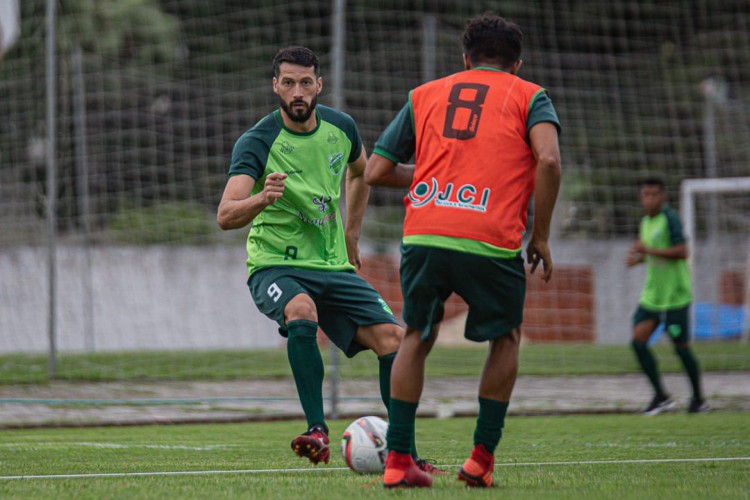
408,177,490,212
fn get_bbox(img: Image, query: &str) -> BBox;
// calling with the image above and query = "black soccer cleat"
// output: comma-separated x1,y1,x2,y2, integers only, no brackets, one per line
641,395,676,415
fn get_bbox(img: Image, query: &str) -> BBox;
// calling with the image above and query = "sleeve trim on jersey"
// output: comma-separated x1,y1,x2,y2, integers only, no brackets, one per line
528,88,547,114
407,90,415,133
372,147,400,164
664,207,687,245
527,89,562,138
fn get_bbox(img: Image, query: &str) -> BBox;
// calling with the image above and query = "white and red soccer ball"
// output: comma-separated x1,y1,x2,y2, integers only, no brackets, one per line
340,415,388,474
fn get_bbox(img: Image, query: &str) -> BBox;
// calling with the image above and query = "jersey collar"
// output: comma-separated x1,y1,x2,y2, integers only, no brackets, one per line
274,108,322,136
472,66,510,73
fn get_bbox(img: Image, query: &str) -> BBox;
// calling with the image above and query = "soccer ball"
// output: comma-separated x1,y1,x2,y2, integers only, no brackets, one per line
341,415,388,474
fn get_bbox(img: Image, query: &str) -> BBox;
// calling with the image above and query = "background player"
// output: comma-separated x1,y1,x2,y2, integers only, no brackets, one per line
627,177,708,415
366,14,561,488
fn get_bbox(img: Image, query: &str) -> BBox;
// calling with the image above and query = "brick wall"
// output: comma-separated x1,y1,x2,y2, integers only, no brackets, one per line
720,269,747,306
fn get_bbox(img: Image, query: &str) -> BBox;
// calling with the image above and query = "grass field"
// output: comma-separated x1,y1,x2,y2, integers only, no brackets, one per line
0,413,748,499
2,341,749,384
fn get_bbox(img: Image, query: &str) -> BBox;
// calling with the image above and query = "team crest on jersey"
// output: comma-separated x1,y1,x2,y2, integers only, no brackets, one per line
378,298,394,316
408,177,490,212
279,141,294,154
313,194,333,213
328,152,344,175
327,131,338,144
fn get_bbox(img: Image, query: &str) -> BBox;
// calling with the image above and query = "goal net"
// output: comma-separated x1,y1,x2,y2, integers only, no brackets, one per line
0,1,749,425
680,178,750,343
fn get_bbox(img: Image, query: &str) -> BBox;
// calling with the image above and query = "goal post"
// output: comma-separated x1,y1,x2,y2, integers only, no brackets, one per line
680,177,750,343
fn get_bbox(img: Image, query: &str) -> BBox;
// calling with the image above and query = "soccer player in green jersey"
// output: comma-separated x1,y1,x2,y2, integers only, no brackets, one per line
627,177,708,415
217,46,440,473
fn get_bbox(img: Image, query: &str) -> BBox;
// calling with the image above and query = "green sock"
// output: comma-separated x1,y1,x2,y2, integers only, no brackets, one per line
387,398,418,455
378,352,396,411
631,340,666,397
675,346,702,400
378,352,419,458
287,320,326,430
473,397,509,454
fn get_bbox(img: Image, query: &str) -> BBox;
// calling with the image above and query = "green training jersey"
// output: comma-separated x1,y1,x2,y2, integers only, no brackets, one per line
228,105,362,276
638,205,692,310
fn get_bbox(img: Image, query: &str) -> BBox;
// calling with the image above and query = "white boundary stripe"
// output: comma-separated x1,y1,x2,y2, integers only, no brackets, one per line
1,457,748,480
0,442,237,451
495,457,750,467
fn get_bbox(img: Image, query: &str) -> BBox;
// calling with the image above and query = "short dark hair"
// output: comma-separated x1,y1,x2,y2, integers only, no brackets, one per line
638,177,665,190
462,14,523,69
272,46,319,77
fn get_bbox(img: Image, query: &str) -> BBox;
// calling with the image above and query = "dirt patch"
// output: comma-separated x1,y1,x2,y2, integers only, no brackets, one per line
1,372,747,428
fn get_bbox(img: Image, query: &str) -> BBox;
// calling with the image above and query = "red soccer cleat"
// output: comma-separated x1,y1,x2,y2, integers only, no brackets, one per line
458,443,495,487
291,425,330,465
383,451,433,488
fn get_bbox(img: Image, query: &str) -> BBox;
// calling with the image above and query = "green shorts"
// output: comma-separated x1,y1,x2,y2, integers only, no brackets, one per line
633,304,691,343
400,244,526,342
248,266,398,357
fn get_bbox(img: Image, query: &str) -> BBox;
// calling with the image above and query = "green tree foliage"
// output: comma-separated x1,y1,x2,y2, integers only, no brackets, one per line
59,0,181,66
0,0,747,244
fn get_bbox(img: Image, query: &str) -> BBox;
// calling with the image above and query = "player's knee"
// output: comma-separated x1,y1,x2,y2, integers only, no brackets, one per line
284,298,317,322
379,324,403,353
366,324,402,355
673,342,689,352
507,327,521,345
631,339,647,352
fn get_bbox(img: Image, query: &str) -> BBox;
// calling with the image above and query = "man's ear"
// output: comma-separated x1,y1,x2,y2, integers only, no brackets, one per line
272,77,279,95
510,59,523,75
463,53,472,70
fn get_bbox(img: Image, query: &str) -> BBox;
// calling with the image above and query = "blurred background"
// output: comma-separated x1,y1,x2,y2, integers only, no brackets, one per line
0,1,748,423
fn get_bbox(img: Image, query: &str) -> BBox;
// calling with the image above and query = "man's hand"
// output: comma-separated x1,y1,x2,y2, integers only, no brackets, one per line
260,172,287,206
526,237,553,282
631,240,647,254
345,234,362,270
626,240,646,267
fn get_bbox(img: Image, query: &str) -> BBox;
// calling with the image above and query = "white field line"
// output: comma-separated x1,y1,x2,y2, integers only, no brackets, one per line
0,442,237,451
0,457,749,480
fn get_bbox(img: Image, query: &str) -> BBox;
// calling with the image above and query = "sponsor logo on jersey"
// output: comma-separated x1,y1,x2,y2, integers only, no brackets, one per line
313,194,333,213
648,227,664,241
408,177,490,212
327,131,339,144
297,210,337,227
279,140,294,154
328,151,344,175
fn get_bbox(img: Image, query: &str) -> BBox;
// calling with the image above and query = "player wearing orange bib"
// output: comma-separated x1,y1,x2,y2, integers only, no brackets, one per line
366,14,561,488
402,63,551,253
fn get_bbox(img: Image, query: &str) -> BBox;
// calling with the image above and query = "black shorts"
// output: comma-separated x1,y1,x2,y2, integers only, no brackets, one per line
248,266,398,357
633,304,691,343
400,244,525,342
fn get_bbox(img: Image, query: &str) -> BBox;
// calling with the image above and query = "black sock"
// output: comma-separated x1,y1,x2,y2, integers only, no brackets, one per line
675,346,702,401
631,340,667,398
